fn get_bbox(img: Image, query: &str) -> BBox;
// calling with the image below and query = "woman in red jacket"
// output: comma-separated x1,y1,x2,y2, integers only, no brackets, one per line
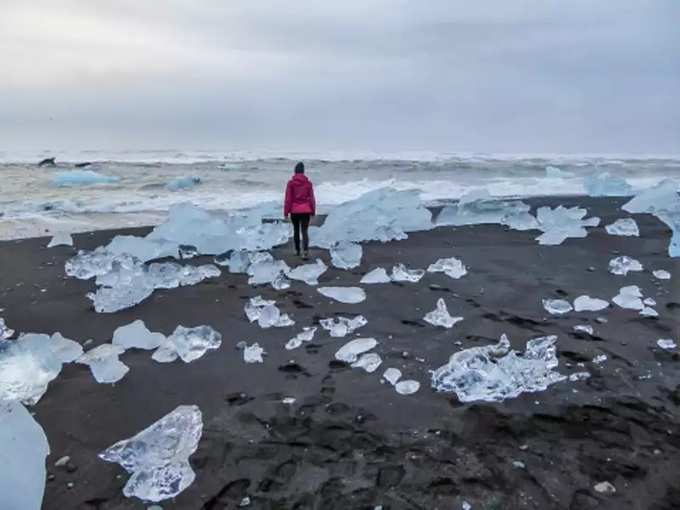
284,162,316,259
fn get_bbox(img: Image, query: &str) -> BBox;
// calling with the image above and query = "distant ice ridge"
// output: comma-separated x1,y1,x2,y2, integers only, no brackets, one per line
0,400,50,510
244,296,295,328
166,176,201,191
52,170,120,187
605,218,639,237
545,166,574,178
310,188,433,248
622,179,680,257
583,173,633,196
608,256,643,276
99,405,203,502
431,334,575,402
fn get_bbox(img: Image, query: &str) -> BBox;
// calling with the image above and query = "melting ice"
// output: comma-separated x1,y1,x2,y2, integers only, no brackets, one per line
286,259,327,286
423,299,463,328
330,241,363,269
583,173,633,196
335,338,378,363
285,327,317,350
608,256,643,276
317,286,367,304
244,296,295,328
605,218,639,237
573,295,609,312
542,299,573,315
653,269,671,280
0,318,14,339
391,264,425,282
152,326,222,363
360,267,391,284
243,343,265,363
112,320,165,350
427,257,467,279
351,352,383,373
534,206,600,245
612,286,644,311
319,315,367,337
78,344,129,383
47,232,74,248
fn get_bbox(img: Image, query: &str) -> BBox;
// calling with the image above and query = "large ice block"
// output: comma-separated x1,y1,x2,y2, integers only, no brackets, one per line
244,296,294,328
573,295,609,312
436,190,538,231
534,206,600,245
608,256,643,276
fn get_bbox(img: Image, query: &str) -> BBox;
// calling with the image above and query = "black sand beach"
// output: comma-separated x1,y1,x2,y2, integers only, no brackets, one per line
2,196,680,510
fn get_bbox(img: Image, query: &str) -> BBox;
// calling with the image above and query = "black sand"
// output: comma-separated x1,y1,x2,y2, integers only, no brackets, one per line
2,196,680,509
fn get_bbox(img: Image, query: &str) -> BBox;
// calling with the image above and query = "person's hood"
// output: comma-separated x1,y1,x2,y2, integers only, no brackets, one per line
291,173,310,184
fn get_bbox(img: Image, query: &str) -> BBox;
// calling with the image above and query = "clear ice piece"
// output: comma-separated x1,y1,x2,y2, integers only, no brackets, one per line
657,339,677,350
542,299,573,315
330,241,363,269
573,295,609,312
583,173,633,196
317,286,367,304
244,297,294,328
605,218,639,237
285,327,317,350
47,232,73,248
319,315,367,337
395,380,420,395
351,352,382,373
0,318,15,339
99,405,203,502
286,259,327,286
612,285,644,310
271,273,291,290
360,267,391,284
391,264,425,282
653,269,671,280
534,206,600,245
592,354,607,365
427,257,467,279
640,306,658,317
436,191,538,231
423,299,463,328
573,325,594,335
50,333,84,363
153,326,222,363
78,344,129,384
112,320,165,350
247,258,290,286
335,338,378,363
243,343,265,363
608,256,643,276
382,368,402,386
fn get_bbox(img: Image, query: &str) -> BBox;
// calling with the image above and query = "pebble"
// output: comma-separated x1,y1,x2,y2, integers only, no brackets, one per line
593,481,616,495
587,266,596,272
66,482,75,489
239,496,251,507
519,444,529,451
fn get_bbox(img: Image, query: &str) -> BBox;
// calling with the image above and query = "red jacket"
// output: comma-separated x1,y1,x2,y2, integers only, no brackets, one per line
284,174,316,216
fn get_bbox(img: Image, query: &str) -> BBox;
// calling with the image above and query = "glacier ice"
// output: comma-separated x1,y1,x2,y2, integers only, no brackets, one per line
99,405,203,502
52,170,119,187
640,306,658,318
317,286,367,304
285,327,317,350
271,273,291,290
286,259,327,286
330,241,363,269
644,297,657,306
166,176,201,191
431,334,570,402
573,295,609,312
360,267,391,284
573,324,594,335
310,188,432,248
66,249,136,280
225,250,251,272
657,339,677,350
351,352,382,373
319,315,367,337
243,343,265,363
244,296,294,328
423,299,463,328
50,332,84,362
612,285,644,311
395,380,420,395
0,400,50,510
47,232,74,248
608,256,643,276
0,318,14,339
605,218,639,237
545,166,574,178
653,269,671,280
427,257,467,279
78,344,129,383
436,190,538,231
112,320,165,350
534,206,600,245
382,368,402,386
247,258,289,286
542,299,573,315
335,338,378,363
152,326,222,363
391,264,425,282
583,173,633,197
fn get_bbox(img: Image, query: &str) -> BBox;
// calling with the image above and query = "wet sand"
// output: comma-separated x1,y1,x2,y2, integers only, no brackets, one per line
2,196,680,509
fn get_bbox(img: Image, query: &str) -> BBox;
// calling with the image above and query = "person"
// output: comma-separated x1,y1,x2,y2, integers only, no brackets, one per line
284,161,315,258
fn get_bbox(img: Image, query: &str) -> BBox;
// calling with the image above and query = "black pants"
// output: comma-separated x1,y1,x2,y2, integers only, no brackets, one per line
290,213,310,254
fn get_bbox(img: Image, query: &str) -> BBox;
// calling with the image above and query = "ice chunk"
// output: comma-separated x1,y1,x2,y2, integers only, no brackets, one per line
534,206,600,245
78,344,129,383
0,400,50,510
243,343,265,363
317,286,366,304
569,372,591,382
612,285,644,310
608,256,643,276
152,326,222,363
247,258,290,286
112,320,165,351
382,368,402,386
225,250,251,272
285,327,317,350
286,259,327,286
395,380,420,395
431,334,569,402
351,352,382,373
47,232,74,248
271,273,291,290
573,324,594,335
593,481,616,495
573,295,609,312
99,405,202,502
545,166,574,178
644,297,657,306
542,299,573,315
583,173,633,196
50,333,84,363
423,298,463,328
657,339,677,350
330,242,363,269
166,176,201,191
437,191,538,230
244,297,294,328
311,188,432,248
427,257,467,279
52,170,119,187
319,315,367,337
605,218,639,237
360,267,391,284
66,249,137,280
640,306,658,317
592,354,607,365
653,269,671,280
335,338,378,363
391,264,425,282
0,318,14,339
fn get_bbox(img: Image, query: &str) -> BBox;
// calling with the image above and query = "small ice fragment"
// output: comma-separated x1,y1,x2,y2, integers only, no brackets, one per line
1,318,15,339
360,267,391,284
271,273,291,290
592,354,607,365
569,372,591,381
112,320,165,351
317,286,366,304
573,325,594,335
573,295,609,312
534,206,600,245
653,269,671,280
239,496,251,507
593,481,616,495
281,397,296,405
657,339,677,350
78,344,129,384
423,298,463,328
351,352,383,373
640,307,658,317
178,244,198,259
330,241,363,269
335,338,378,363
395,380,420,395
285,327,317,350
228,250,251,273
286,258,327,286
319,315,367,337
152,326,221,363
244,297,294,328
243,343,265,363
383,368,402,386
391,264,425,282
612,285,644,310
47,232,74,248
512,460,526,469
605,218,639,237
542,299,573,315
99,405,202,502
462,502,472,510
54,455,70,467
643,297,657,306
608,256,643,276
427,257,467,279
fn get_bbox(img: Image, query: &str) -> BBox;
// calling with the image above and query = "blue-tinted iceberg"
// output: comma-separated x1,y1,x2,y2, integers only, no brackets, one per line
534,206,600,245
52,170,119,187
437,190,538,230
152,326,222,363
78,344,129,383
583,173,633,196
166,176,201,191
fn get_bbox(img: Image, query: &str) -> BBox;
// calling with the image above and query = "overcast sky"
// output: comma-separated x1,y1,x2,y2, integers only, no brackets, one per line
1,0,679,154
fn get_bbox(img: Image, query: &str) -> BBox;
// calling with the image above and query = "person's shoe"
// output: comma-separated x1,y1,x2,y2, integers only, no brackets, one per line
302,250,309,260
